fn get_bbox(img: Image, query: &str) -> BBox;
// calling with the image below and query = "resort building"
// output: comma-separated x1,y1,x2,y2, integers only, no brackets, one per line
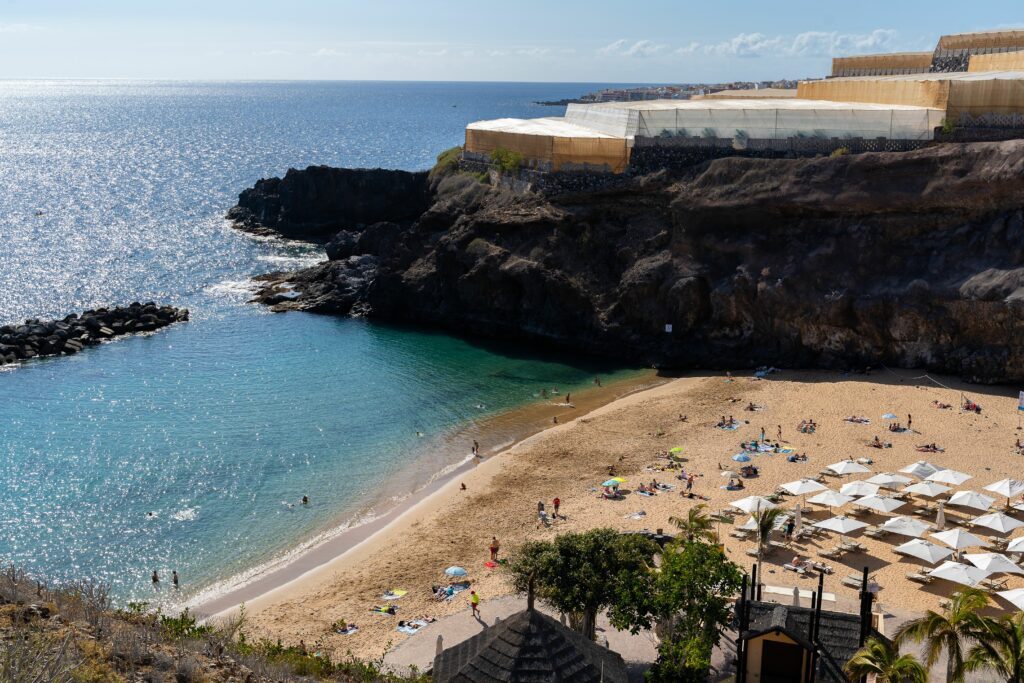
463,27,1024,173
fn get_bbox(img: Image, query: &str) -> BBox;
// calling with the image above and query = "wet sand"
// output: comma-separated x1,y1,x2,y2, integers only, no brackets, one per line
213,368,1024,661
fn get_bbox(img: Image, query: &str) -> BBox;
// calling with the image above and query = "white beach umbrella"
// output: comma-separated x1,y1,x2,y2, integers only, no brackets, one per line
739,513,788,532
936,501,946,531
926,469,973,486
865,473,913,489
932,528,986,550
781,479,827,496
814,515,868,535
928,561,992,588
947,491,996,512
894,539,953,564
828,460,872,476
1007,536,1024,553
883,516,932,538
856,495,905,514
904,481,951,498
899,460,944,479
998,588,1024,610
971,512,1024,534
964,553,1024,575
985,479,1024,506
808,490,854,508
840,481,880,497
730,496,778,514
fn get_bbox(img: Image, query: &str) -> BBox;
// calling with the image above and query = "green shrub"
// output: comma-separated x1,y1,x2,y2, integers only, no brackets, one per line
429,145,463,182
490,147,524,173
159,608,212,639
941,117,955,134
830,146,851,157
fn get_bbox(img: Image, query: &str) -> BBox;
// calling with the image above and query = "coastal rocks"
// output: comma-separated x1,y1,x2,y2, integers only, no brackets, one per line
226,165,430,241
230,141,1024,383
0,303,189,366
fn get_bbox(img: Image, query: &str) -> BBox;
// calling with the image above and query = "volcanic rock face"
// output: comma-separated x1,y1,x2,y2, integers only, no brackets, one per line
231,143,1024,383
0,303,189,366
226,165,430,241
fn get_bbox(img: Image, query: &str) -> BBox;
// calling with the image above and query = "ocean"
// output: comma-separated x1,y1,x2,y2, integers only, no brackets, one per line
0,80,642,605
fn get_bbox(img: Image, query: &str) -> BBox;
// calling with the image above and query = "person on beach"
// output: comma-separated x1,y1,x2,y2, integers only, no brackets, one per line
552,416,558,424
908,414,913,431
784,518,795,541
172,570,179,590
489,537,500,561
760,426,766,443
565,393,571,404
594,377,601,387
553,497,560,518
298,640,307,655
301,495,309,505
777,425,782,442
541,389,548,399
470,590,480,618
473,440,479,456
151,571,159,590
460,482,467,491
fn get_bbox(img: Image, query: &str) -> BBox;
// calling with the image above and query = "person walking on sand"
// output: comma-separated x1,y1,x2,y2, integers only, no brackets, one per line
489,537,500,562
553,497,561,519
172,570,179,590
777,425,782,442
760,426,766,443
565,393,571,405
470,590,481,618
908,414,913,431
151,570,159,591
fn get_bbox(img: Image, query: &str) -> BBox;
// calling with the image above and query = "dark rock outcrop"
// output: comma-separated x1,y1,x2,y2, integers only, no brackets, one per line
230,141,1024,383
0,304,189,366
226,165,430,241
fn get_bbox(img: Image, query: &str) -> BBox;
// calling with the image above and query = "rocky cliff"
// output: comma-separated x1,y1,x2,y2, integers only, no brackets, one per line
231,142,1024,383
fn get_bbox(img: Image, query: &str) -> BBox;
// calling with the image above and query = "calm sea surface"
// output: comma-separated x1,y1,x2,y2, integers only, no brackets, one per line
0,80,641,604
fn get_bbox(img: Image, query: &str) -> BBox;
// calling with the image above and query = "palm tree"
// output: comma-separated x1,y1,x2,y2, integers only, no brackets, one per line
963,612,1024,683
895,587,989,683
752,506,786,591
845,636,928,683
669,504,716,543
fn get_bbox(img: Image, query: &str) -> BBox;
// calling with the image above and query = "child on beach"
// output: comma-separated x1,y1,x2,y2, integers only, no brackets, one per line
470,590,480,617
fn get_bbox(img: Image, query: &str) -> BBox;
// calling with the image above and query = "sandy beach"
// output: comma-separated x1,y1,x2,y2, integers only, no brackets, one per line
213,367,1024,660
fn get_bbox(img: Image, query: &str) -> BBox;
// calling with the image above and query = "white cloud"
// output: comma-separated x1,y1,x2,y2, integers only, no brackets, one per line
598,39,628,56
0,23,40,33
312,48,347,57
599,39,667,58
418,48,448,56
703,29,900,58
516,47,550,57
674,42,700,56
252,49,290,57
486,50,509,57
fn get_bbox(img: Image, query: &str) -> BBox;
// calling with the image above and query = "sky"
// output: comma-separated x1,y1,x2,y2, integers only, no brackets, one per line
1,0,1022,82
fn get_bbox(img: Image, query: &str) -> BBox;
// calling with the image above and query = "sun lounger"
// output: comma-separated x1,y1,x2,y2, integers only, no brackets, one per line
906,572,933,585
983,577,1009,591
865,528,889,539
783,563,807,574
770,540,791,551
820,469,838,478
730,530,750,540
841,574,864,589
819,548,843,560
840,541,866,553
808,560,834,574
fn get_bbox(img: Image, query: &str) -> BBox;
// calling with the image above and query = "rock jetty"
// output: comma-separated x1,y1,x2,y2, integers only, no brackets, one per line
0,303,188,365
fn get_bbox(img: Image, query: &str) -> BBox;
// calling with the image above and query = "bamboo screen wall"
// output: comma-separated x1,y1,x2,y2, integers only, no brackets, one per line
798,78,951,109
831,52,933,77
969,51,1024,72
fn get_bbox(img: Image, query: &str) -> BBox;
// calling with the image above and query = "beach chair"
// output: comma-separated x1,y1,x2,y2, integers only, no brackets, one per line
808,560,834,574
782,563,807,575
729,530,751,540
819,548,843,560
839,541,864,554
769,540,791,552
841,574,864,589
983,577,1009,591
906,572,933,585
865,527,889,539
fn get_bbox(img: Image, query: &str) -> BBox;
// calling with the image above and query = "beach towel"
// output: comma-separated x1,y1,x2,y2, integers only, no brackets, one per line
382,589,407,600
369,606,398,615
335,626,359,635
636,490,654,497
717,423,740,431
396,619,429,635
625,511,646,520
779,448,794,454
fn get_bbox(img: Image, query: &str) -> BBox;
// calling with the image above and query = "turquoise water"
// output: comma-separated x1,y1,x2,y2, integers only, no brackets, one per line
0,80,640,604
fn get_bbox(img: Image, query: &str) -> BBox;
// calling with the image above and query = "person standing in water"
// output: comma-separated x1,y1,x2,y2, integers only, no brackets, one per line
565,393,571,404
172,570,179,590
151,571,159,590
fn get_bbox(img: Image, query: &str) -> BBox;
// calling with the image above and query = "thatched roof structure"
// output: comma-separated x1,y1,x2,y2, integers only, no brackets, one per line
431,608,628,682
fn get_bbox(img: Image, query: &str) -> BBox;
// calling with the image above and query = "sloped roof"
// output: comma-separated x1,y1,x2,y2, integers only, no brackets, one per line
742,602,889,683
431,609,628,683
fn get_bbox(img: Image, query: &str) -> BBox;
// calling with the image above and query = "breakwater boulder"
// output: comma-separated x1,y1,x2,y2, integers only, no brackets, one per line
0,303,189,366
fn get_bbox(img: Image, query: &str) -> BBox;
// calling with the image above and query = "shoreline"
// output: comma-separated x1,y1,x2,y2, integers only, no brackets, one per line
192,368,664,619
